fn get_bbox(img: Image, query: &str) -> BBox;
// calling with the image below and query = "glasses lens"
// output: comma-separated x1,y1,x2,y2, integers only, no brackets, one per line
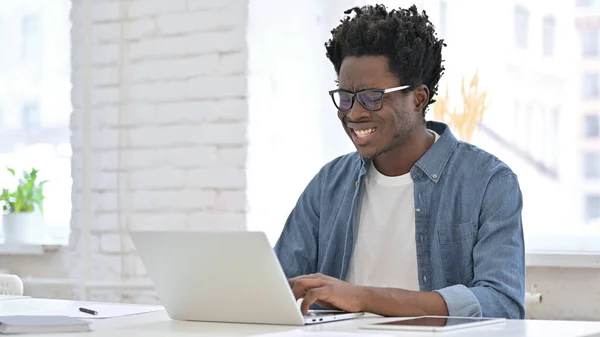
333,91,354,111
357,91,383,110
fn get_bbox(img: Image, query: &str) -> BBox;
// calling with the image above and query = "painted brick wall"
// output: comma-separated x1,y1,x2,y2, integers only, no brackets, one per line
82,0,249,291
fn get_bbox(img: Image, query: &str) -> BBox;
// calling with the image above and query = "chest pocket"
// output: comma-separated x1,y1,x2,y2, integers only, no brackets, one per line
437,221,478,286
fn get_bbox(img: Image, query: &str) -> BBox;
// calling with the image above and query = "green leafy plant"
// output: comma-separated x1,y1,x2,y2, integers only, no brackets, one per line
0,167,47,214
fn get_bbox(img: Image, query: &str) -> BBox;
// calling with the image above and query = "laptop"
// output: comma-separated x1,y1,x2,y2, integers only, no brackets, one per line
129,230,364,326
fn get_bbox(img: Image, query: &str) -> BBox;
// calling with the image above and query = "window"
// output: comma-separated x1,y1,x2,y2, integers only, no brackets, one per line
537,108,561,171
21,13,41,64
0,1,71,243
0,20,4,70
584,114,600,138
576,0,594,6
582,28,599,58
439,1,448,39
583,72,600,100
246,0,600,257
585,195,600,221
21,101,40,129
584,152,600,178
542,16,555,57
514,5,529,49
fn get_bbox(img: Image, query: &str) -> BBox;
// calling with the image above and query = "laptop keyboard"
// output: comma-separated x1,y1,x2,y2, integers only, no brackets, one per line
304,310,345,317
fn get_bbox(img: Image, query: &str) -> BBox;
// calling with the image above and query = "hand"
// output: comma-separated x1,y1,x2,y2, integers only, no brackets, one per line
288,273,367,315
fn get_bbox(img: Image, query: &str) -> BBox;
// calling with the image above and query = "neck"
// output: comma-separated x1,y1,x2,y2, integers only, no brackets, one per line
372,126,435,177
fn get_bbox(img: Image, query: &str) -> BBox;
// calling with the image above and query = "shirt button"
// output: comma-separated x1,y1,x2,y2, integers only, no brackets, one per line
424,276,427,282
355,181,358,187
432,174,438,179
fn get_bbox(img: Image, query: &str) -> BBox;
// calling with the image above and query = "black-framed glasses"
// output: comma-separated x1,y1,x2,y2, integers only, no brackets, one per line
328,85,410,112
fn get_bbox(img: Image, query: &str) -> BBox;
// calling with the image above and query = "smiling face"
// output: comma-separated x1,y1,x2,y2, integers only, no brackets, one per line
337,55,424,159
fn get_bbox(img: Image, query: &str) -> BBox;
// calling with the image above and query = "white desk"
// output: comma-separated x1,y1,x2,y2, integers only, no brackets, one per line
2,298,600,337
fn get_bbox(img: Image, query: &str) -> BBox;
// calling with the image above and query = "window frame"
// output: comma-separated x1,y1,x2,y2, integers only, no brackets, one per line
514,5,530,50
581,28,599,58
542,16,556,57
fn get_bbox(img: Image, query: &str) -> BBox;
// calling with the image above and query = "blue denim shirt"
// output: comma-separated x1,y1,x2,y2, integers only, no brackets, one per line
274,121,525,319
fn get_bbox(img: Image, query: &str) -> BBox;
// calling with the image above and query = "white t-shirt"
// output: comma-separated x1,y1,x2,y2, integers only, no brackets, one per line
346,130,440,290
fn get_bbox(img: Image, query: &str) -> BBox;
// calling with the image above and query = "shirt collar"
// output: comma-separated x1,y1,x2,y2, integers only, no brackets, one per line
414,121,458,183
358,121,458,183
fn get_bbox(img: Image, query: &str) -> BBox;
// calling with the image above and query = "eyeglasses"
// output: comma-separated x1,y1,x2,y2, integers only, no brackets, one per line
328,85,410,112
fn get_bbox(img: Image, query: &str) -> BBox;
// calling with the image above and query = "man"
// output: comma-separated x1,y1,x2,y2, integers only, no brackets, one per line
274,4,525,319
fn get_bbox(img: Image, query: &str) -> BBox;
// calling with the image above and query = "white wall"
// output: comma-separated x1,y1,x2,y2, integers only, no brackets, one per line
526,267,600,321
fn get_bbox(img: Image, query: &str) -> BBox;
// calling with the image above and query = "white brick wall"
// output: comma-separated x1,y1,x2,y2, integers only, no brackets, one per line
82,0,248,288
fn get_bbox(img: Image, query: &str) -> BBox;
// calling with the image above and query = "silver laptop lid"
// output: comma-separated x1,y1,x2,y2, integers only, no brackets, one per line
129,230,306,325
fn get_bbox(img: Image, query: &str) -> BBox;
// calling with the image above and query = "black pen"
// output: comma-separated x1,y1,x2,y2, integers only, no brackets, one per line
79,307,98,315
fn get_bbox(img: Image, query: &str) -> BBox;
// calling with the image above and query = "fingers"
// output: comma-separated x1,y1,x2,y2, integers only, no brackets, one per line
288,273,326,289
314,300,338,310
291,278,327,300
300,286,332,315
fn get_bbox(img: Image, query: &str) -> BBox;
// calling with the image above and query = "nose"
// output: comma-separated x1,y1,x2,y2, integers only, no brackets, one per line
346,100,372,121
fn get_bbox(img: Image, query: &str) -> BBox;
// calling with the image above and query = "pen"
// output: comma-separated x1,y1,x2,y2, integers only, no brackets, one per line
79,307,98,315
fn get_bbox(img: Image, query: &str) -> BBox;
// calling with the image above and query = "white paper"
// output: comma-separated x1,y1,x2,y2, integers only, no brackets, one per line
0,299,72,316
53,304,165,319
0,298,164,319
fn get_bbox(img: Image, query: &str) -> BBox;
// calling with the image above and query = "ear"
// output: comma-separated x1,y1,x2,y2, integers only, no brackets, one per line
412,84,430,111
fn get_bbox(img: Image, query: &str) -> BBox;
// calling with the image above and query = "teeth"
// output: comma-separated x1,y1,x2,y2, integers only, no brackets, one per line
354,128,376,138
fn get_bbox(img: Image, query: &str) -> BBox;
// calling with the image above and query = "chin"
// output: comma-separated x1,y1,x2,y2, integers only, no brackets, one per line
355,146,378,159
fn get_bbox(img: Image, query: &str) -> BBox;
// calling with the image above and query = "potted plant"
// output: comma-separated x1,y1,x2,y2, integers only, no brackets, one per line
0,167,47,243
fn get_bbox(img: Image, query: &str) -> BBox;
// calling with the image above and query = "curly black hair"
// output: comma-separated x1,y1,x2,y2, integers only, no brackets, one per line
325,4,446,116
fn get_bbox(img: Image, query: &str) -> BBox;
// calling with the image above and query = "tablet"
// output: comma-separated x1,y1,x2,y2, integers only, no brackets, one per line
361,316,506,332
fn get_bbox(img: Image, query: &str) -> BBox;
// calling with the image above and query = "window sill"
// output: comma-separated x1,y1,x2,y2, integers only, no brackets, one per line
526,251,600,269
0,229,69,255
1,230,599,267
0,242,64,255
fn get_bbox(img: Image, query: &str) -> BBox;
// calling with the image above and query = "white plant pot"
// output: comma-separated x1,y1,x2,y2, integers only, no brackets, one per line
2,212,44,244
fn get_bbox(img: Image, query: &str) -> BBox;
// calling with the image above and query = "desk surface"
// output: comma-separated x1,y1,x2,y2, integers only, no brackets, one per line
1,298,600,337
